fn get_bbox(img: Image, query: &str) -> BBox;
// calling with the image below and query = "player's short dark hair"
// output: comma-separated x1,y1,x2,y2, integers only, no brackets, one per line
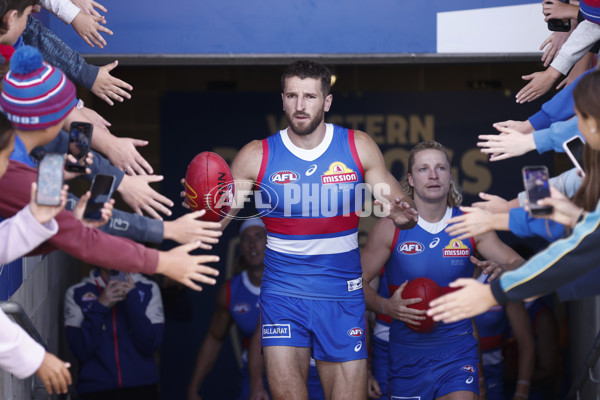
281,60,332,97
0,0,37,35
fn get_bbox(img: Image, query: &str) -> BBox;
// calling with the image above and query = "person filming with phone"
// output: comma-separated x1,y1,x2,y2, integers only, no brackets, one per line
64,267,164,400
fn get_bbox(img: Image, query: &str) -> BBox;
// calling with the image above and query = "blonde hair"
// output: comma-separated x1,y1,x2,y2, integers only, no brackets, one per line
399,141,463,207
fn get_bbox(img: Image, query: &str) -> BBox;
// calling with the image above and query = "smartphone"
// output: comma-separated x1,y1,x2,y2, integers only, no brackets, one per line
83,174,116,220
109,270,129,282
562,136,585,177
65,122,93,173
547,0,571,32
522,165,553,216
36,153,65,206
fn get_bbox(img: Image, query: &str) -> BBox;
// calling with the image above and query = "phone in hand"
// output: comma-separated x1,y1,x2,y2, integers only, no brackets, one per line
547,0,571,32
109,270,129,282
65,121,93,173
83,174,116,220
522,165,553,216
562,136,585,177
36,153,65,206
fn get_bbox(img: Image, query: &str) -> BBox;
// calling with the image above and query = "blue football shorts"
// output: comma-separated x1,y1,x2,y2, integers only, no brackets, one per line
259,292,367,362
388,335,479,399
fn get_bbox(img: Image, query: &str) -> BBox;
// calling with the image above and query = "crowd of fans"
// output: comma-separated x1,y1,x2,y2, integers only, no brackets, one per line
0,0,599,399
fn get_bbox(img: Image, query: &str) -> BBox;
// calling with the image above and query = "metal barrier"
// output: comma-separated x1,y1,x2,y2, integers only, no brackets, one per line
568,328,600,399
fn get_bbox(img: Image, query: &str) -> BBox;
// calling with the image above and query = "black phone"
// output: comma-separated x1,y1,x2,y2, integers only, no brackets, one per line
83,174,116,220
36,153,65,206
522,165,553,216
65,121,93,173
562,136,585,177
547,0,571,32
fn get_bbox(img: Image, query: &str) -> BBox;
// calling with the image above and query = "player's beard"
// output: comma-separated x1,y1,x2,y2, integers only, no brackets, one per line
285,107,324,136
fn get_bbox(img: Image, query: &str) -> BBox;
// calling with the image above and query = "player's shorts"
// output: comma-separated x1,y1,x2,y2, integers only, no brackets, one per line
259,292,367,362
388,334,479,399
371,335,389,398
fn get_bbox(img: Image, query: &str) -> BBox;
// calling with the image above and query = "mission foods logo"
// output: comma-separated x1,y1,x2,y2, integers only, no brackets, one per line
443,239,470,257
321,162,358,184
397,241,424,255
270,170,300,184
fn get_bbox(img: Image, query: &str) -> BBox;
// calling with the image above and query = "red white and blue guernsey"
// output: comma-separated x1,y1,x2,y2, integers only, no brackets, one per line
386,207,480,398
256,124,365,300
386,206,476,348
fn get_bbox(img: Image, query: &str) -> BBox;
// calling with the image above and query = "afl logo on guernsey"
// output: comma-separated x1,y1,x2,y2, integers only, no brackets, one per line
397,241,424,255
233,302,251,314
443,239,471,257
270,170,300,184
321,162,358,184
347,327,363,337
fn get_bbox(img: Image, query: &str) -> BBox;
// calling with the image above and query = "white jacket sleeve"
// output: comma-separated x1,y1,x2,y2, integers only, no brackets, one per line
0,310,45,379
39,0,80,24
551,20,600,75
0,205,58,264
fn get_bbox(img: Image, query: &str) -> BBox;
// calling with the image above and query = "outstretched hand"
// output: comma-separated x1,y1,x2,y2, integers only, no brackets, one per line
515,68,561,104
477,126,536,161
71,12,112,48
107,135,153,175
91,61,133,105
471,192,511,214
156,241,220,291
117,174,174,220
445,206,496,240
163,210,223,248
540,31,570,67
71,0,107,17
375,197,418,230
427,278,497,323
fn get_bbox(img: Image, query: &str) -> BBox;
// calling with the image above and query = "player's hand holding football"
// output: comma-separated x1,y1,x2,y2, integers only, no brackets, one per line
163,210,222,248
117,174,174,220
29,183,68,224
386,280,426,326
427,278,497,323
157,241,220,291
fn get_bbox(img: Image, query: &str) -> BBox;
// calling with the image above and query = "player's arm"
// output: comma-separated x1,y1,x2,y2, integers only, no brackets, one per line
187,283,233,399
505,302,535,400
361,218,425,324
354,130,417,230
474,231,525,272
222,140,264,231
361,218,394,314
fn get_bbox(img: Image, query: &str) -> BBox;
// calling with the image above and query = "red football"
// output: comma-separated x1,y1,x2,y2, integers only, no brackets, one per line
401,277,443,333
184,151,234,222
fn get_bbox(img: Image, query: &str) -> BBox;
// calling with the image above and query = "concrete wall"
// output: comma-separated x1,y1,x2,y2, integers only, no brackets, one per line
0,251,81,400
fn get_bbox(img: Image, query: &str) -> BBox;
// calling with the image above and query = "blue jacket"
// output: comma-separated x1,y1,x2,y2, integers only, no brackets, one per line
492,201,600,304
64,270,164,394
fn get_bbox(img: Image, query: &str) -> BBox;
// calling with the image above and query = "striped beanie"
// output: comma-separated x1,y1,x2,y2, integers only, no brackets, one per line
581,0,600,24
0,45,76,130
